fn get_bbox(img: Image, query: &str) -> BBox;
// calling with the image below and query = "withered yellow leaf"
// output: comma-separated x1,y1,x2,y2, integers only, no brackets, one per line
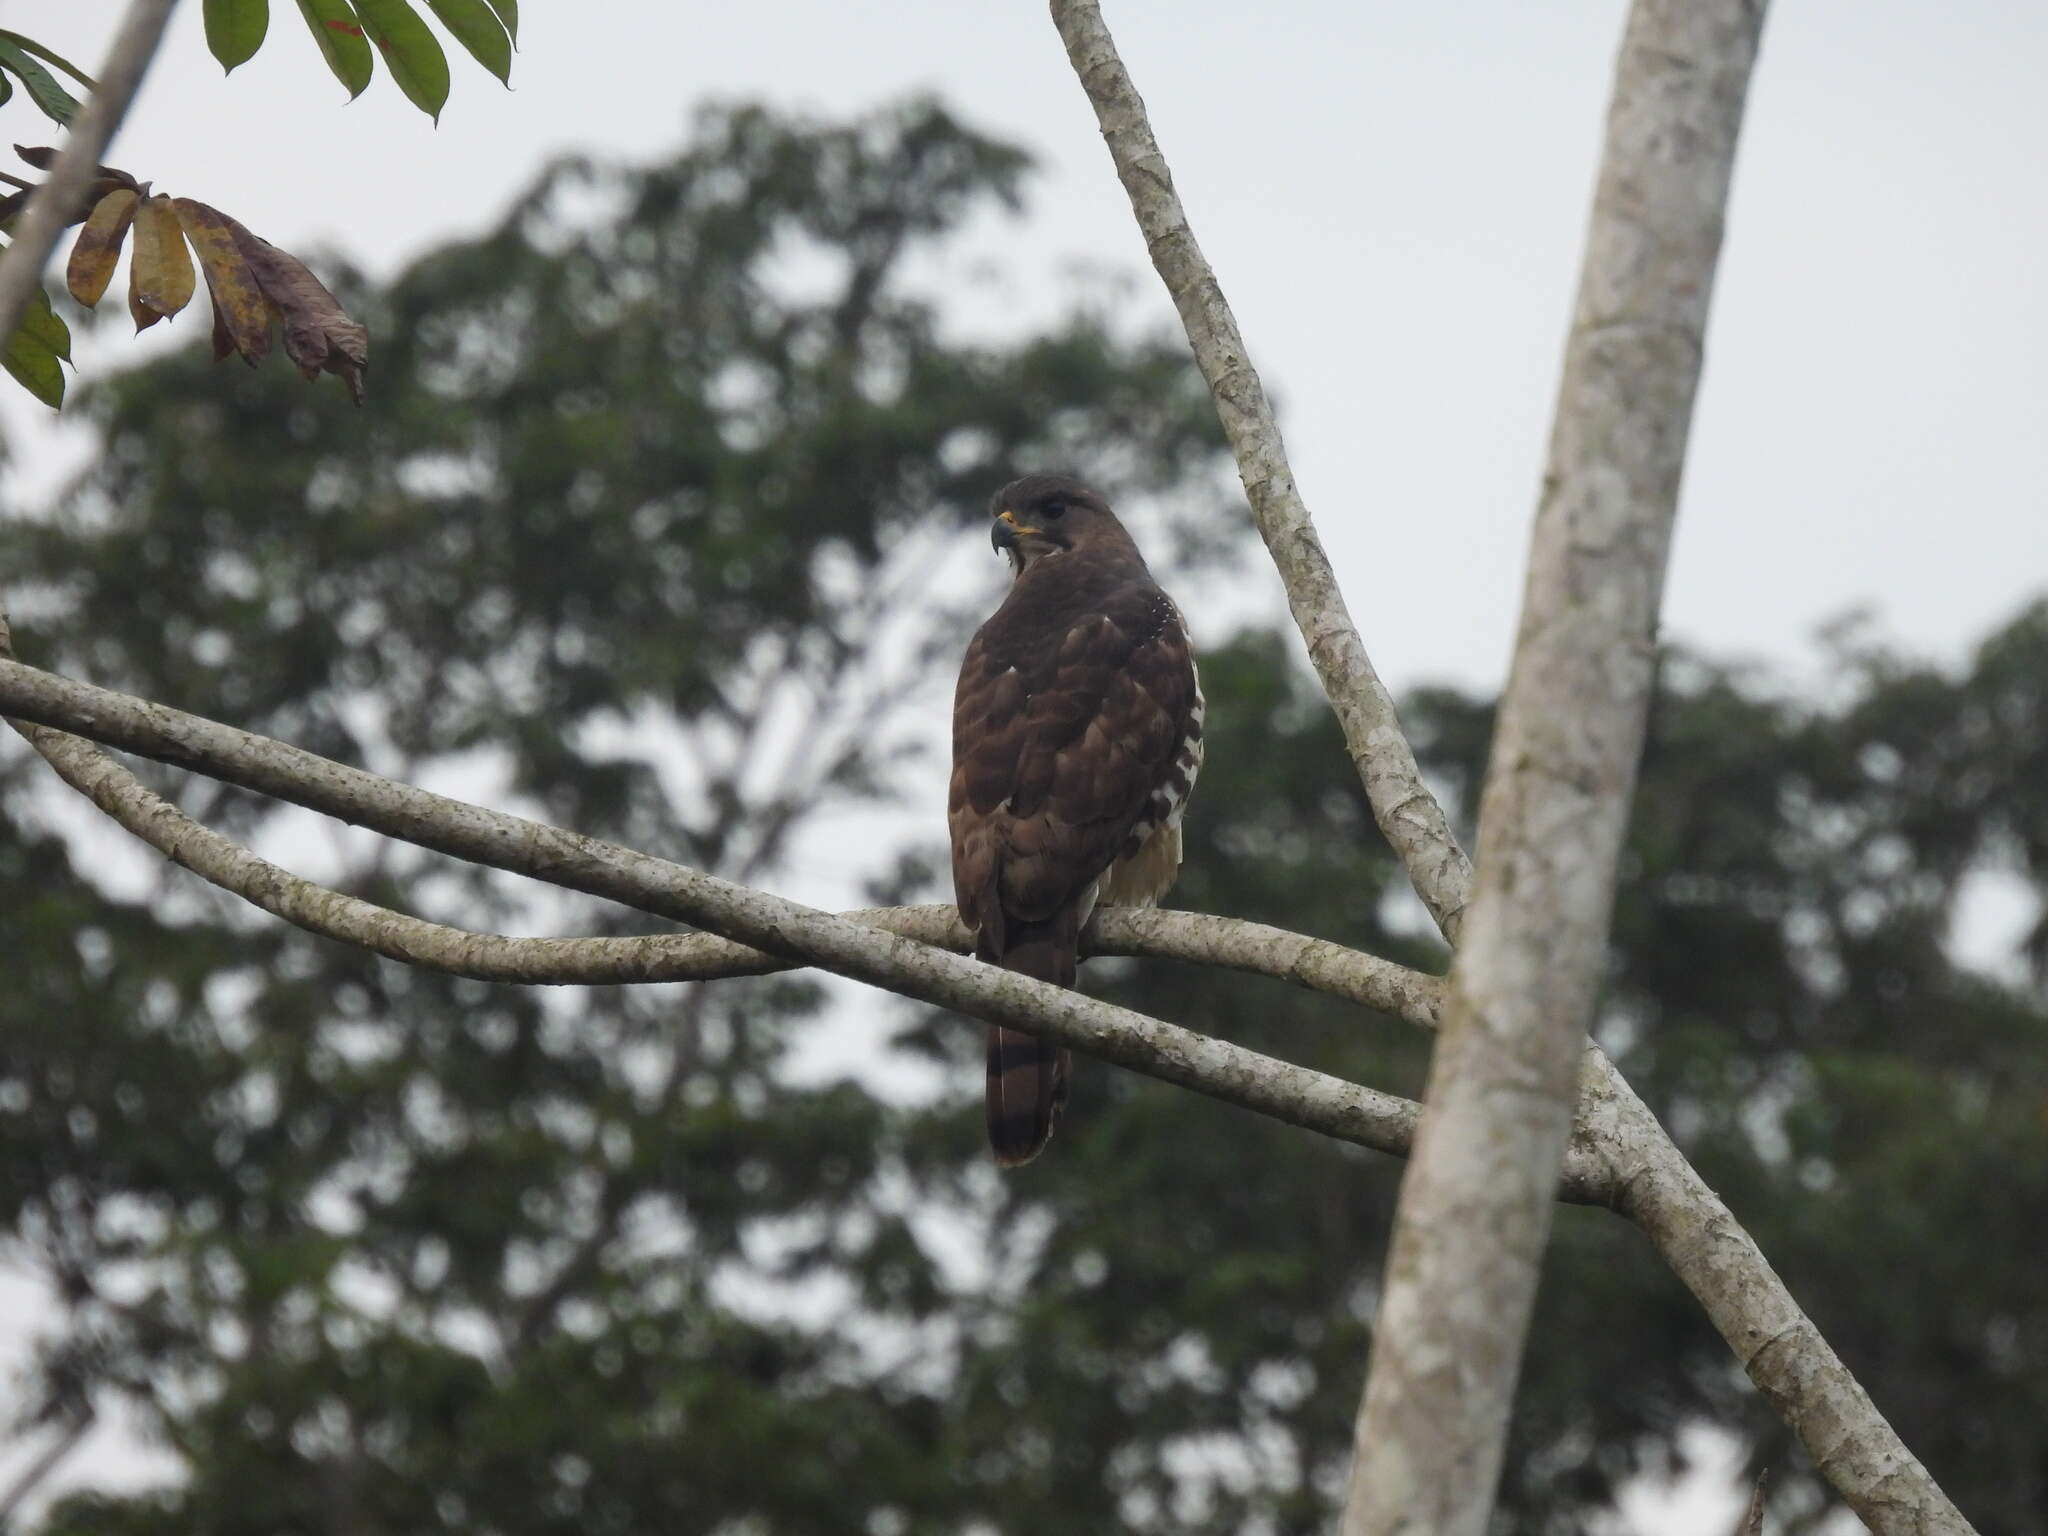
230,225,369,405
209,288,235,361
65,186,139,308
172,197,273,363
128,194,196,325
127,274,161,333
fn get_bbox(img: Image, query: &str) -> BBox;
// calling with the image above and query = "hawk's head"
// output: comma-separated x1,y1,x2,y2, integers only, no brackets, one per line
988,474,1138,576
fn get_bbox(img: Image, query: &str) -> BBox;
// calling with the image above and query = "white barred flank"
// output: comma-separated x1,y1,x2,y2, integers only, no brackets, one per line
1097,652,1203,911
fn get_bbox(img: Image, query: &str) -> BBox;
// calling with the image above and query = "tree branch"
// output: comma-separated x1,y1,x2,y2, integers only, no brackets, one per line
1045,4,1975,1533
0,1407,95,1526
0,0,180,347
1047,0,1472,943
1345,4,1772,1533
0,660,1972,1528
5,692,1445,1024
0,656,1526,1189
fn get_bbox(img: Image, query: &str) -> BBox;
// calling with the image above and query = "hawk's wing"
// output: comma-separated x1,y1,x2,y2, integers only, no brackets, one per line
950,580,1199,943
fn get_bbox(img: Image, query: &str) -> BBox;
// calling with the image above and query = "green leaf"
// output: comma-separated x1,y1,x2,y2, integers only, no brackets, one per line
203,0,272,72
354,0,449,120
294,0,374,99
0,29,98,89
15,283,71,361
423,0,510,85
3,284,70,406
480,0,516,44
2,335,64,405
0,71,12,109
0,39,83,126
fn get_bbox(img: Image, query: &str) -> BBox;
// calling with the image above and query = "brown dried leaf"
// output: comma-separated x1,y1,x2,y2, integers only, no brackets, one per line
227,223,368,404
64,187,139,307
209,289,235,362
127,261,161,332
170,197,273,365
128,194,195,324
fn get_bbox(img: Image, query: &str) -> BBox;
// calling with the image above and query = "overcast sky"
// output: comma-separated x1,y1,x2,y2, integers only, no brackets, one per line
6,4,2045,1528
21,0,2048,697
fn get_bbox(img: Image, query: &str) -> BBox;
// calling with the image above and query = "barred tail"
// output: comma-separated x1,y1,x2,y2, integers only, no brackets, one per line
982,914,1077,1166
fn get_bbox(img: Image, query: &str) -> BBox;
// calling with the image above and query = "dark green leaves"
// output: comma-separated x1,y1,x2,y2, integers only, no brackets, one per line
1,277,72,406
288,0,507,113
0,31,89,125
294,0,374,98
353,0,450,119
481,0,517,43
6,5,505,113
203,0,271,72
424,0,512,85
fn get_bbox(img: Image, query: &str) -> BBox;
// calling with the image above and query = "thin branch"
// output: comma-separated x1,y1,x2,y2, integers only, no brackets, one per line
1733,1467,1769,1536
0,656,1527,1188
1606,1100,1970,1536
0,0,180,347
7,700,1444,1023
1048,0,1471,943
0,1407,95,1526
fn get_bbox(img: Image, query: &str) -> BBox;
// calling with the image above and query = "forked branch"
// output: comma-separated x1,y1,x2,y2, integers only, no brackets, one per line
8,695,1444,1023
0,647,1973,1532
1046,3,1973,1532
0,655,1481,1186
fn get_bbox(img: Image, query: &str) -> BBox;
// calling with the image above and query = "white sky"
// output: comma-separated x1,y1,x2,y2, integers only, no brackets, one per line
7,3,2044,1529
17,0,2048,695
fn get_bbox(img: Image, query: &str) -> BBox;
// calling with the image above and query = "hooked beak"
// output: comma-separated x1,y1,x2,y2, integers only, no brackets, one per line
991,508,1038,553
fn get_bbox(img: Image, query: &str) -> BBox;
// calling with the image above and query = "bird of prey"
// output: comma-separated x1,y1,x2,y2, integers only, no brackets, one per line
949,474,1204,1165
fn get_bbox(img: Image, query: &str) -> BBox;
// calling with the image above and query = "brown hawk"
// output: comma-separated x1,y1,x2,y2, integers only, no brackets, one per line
950,474,1204,1165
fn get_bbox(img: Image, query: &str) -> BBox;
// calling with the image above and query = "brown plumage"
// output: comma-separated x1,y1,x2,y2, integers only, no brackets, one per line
950,474,1204,1165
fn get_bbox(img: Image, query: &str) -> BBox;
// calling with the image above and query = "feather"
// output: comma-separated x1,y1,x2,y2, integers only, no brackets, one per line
949,475,1203,1164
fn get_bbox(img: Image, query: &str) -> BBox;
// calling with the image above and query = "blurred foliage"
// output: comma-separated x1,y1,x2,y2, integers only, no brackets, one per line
3,94,2044,1536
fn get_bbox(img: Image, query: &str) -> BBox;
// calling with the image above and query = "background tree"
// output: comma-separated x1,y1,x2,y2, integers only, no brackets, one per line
4,94,2042,1534
0,97,1232,1533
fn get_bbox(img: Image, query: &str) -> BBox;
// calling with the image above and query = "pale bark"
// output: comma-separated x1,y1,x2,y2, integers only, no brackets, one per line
1612,1095,1968,1536
0,0,179,346
1048,0,1471,943
7,700,1444,1024
1045,2,1972,1532
1343,4,1770,1533
0,656,1482,1182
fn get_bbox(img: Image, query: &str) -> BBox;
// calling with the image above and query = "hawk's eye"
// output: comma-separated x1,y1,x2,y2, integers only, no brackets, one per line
1042,501,1067,520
